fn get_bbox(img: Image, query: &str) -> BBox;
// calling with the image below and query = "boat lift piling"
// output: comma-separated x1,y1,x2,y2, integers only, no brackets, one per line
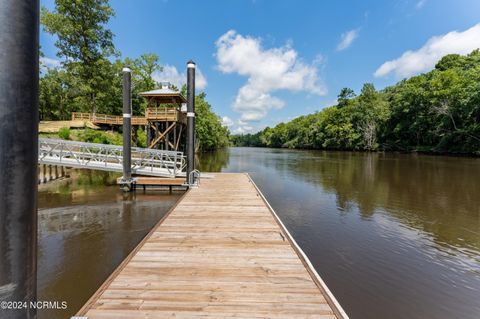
0,1,39,318
121,66,133,191
186,60,196,185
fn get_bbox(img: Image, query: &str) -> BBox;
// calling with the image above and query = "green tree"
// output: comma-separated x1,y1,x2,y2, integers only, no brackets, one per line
355,83,390,150
39,0,230,152
194,92,230,151
124,53,163,115
41,0,116,113
39,68,71,120
127,53,162,92
232,50,480,154
337,87,356,108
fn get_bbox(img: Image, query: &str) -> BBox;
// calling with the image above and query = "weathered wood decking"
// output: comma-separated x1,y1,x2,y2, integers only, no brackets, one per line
77,173,348,319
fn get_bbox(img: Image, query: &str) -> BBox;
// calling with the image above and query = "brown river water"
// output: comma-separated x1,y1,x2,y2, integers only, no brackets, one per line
37,147,480,319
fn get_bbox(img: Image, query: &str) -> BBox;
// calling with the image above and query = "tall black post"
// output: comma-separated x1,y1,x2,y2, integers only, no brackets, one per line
186,61,196,184
0,1,39,318
122,67,132,190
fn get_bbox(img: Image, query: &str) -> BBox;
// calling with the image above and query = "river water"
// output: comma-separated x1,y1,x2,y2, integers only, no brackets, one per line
198,147,480,319
37,148,480,319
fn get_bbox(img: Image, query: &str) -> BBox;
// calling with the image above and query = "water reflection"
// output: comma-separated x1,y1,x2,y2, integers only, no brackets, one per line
37,170,181,319
199,147,480,319
196,148,230,172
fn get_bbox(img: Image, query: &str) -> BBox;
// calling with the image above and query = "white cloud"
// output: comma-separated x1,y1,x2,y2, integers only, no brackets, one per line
416,0,427,9
40,57,61,69
337,29,359,51
230,119,261,135
215,30,326,122
232,125,254,134
152,64,207,90
375,23,480,78
221,116,234,127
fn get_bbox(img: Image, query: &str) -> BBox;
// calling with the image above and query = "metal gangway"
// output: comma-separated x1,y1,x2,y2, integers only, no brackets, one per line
38,138,186,178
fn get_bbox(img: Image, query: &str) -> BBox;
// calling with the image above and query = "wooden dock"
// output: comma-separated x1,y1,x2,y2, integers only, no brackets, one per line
77,173,348,319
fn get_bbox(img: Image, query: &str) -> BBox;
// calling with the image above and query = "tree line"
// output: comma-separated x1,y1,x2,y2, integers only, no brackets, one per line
232,50,480,155
39,0,228,152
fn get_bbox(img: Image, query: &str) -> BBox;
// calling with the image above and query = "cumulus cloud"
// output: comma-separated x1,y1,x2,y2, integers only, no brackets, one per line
215,30,326,122
337,29,359,51
152,64,207,90
230,119,260,135
221,116,234,127
232,125,254,135
375,23,480,78
40,57,61,70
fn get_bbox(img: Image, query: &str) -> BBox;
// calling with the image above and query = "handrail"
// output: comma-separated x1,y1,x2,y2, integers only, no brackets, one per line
38,138,186,178
72,111,178,125
145,107,179,120
188,169,200,186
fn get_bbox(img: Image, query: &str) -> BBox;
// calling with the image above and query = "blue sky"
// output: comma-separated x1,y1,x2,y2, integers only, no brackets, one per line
40,0,480,133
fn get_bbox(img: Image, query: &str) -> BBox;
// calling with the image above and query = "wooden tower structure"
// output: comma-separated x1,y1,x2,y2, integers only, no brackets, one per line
140,82,187,151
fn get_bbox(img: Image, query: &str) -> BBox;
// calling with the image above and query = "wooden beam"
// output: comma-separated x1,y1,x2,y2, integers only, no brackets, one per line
175,125,183,151
149,122,176,148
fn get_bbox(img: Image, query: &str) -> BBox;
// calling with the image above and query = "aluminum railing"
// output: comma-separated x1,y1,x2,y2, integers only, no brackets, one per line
38,138,186,178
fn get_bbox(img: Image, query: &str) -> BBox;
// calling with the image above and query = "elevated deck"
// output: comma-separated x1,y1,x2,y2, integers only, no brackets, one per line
76,173,348,319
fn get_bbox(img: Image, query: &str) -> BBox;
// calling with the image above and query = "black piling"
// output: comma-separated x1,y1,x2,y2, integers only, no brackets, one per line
0,1,39,318
186,61,196,184
122,66,133,191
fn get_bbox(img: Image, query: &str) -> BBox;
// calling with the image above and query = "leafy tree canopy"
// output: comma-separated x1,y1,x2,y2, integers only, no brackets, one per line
40,0,229,152
232,50,480,155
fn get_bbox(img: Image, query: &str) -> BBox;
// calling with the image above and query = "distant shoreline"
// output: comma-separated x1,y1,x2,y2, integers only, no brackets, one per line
227,145,480,158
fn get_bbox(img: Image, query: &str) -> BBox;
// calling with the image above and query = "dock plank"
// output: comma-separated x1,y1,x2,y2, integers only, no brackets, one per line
77,173,348,319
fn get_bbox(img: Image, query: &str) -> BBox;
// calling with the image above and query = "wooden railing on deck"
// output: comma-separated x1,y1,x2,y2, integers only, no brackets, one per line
145,108,178,121
72,108,184,126
72,112,147,126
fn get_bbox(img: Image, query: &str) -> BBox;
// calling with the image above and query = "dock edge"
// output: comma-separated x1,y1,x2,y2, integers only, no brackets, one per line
246,173,350,319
